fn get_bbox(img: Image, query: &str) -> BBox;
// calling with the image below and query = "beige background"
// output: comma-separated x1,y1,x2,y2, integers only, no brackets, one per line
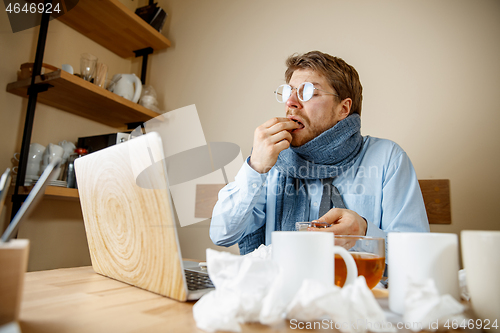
1,0,499,271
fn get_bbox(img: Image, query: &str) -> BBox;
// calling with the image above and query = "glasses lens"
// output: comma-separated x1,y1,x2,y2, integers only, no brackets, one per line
299,82,314,102
275,84,291,103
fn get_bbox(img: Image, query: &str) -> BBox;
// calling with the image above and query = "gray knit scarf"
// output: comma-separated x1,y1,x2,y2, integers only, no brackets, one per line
238,114,363,255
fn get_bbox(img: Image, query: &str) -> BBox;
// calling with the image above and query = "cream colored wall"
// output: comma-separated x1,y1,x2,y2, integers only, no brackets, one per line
1,1,499,269
0,1,143,270
0,0,239,270
148,0,500,258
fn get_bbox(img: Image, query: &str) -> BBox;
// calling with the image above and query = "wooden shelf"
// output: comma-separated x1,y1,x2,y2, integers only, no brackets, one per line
8,0,170,206
17,185,79,201
6,70,160,128
57,0,171,58
44,186,79,200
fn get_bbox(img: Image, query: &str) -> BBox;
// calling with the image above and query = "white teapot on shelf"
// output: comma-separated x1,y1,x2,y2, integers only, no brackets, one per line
108,73,142,103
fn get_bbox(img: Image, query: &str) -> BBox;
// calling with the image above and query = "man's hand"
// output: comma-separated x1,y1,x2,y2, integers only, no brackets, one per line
309,208,367,236
249,117,299,173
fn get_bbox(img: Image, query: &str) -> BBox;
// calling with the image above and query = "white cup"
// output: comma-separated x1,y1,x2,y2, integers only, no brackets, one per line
272,231,357,305
27,143,45,178
25,162,39,179
12,143,45,179
388,232,460,314
58,140,76,162
61,64,73,74
40,143,64,178
29,143,45,157
461,230,500,331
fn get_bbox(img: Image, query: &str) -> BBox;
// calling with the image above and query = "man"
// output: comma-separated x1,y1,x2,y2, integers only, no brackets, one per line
210,51,429,255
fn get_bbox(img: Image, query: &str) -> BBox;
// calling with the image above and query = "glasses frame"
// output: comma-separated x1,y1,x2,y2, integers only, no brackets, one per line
274,82,339,103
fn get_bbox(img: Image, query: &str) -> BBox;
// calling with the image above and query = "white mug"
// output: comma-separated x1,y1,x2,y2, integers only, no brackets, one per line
461,230,500,331
12,143,45,178
388,232,460,314
27,143,45,177
61,64,73,74
29,143,45,157
25,162,40,179
41,143,64,178
58,140,76,161
272,231,357,305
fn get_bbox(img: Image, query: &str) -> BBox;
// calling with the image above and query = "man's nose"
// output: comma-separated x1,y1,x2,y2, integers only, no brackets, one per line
286,88,301,109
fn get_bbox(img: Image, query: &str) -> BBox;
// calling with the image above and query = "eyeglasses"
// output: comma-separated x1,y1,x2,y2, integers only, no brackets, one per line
274,82,339,103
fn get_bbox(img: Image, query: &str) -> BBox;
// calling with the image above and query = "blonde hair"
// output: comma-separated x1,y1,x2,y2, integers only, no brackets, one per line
285,51,363,116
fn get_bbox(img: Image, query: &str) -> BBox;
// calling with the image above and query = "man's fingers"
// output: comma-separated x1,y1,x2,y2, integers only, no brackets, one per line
269,122,299,137
275,139,291,151
250,117,298,174
270,130,293,145
317,208,345,223
263,117,292,128
327,223,351,235
308,222,348,235
311,208,350,235
309,209,367,237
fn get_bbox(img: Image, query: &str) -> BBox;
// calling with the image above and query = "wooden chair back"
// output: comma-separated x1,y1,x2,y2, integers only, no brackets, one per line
195,179,452,224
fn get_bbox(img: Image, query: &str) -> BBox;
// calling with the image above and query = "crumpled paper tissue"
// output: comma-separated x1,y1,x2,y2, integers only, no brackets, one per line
193,245,392,333
403,278,467,332
458,269,469,301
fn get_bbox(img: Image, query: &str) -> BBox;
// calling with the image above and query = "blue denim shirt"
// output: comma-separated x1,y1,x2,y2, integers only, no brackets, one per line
210,136,430,253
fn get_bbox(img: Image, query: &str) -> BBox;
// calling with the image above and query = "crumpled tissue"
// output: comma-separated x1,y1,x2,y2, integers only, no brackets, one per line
458,269,469,301
403,278,467,332
285,277,392,333
193,245,391,333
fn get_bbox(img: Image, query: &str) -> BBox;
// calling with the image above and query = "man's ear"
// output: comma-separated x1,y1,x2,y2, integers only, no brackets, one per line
338,98,352,120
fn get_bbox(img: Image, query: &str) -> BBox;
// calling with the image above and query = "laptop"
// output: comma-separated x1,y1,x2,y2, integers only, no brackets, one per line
74,132,214,301
1,158,62,243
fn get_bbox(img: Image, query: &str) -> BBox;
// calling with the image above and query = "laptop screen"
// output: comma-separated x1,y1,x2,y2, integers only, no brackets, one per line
1,158,61,243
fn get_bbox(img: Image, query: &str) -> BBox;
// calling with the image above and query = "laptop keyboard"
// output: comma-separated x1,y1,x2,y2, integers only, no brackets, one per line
184,270,215,291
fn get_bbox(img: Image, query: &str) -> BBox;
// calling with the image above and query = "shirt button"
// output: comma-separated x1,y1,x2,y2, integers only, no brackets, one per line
313,202,318,207
252,183,258,188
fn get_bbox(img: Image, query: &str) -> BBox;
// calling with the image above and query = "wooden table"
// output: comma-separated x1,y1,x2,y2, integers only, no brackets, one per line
16,267,463,333
19,267,201,333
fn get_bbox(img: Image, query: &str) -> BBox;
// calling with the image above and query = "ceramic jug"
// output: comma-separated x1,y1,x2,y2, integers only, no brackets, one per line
109,74,142,103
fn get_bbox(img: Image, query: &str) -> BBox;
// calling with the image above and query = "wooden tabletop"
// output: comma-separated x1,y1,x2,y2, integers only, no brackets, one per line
19,267,196,333
17,266,463,333
19,267,300,333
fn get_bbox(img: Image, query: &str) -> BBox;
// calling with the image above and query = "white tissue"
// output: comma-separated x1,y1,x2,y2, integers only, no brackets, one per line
192,248,280,332
286,277,393,333
458,269,469,301
403,278,466,332
193,289,242,333
193,246,391,333
245,243,273,259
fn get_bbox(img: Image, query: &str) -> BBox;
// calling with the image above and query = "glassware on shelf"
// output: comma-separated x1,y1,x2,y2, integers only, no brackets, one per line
80,53,97,82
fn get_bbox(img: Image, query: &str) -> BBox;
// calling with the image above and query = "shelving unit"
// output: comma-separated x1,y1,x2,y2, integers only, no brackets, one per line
7,70,160,128
18,185,79,201
8,0,170,205
57,0,171,58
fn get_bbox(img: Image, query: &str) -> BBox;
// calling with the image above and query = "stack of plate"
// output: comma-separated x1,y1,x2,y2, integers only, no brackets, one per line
24,176,38,186
12,176,68,188
47,180,68,187
9,175,39,186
